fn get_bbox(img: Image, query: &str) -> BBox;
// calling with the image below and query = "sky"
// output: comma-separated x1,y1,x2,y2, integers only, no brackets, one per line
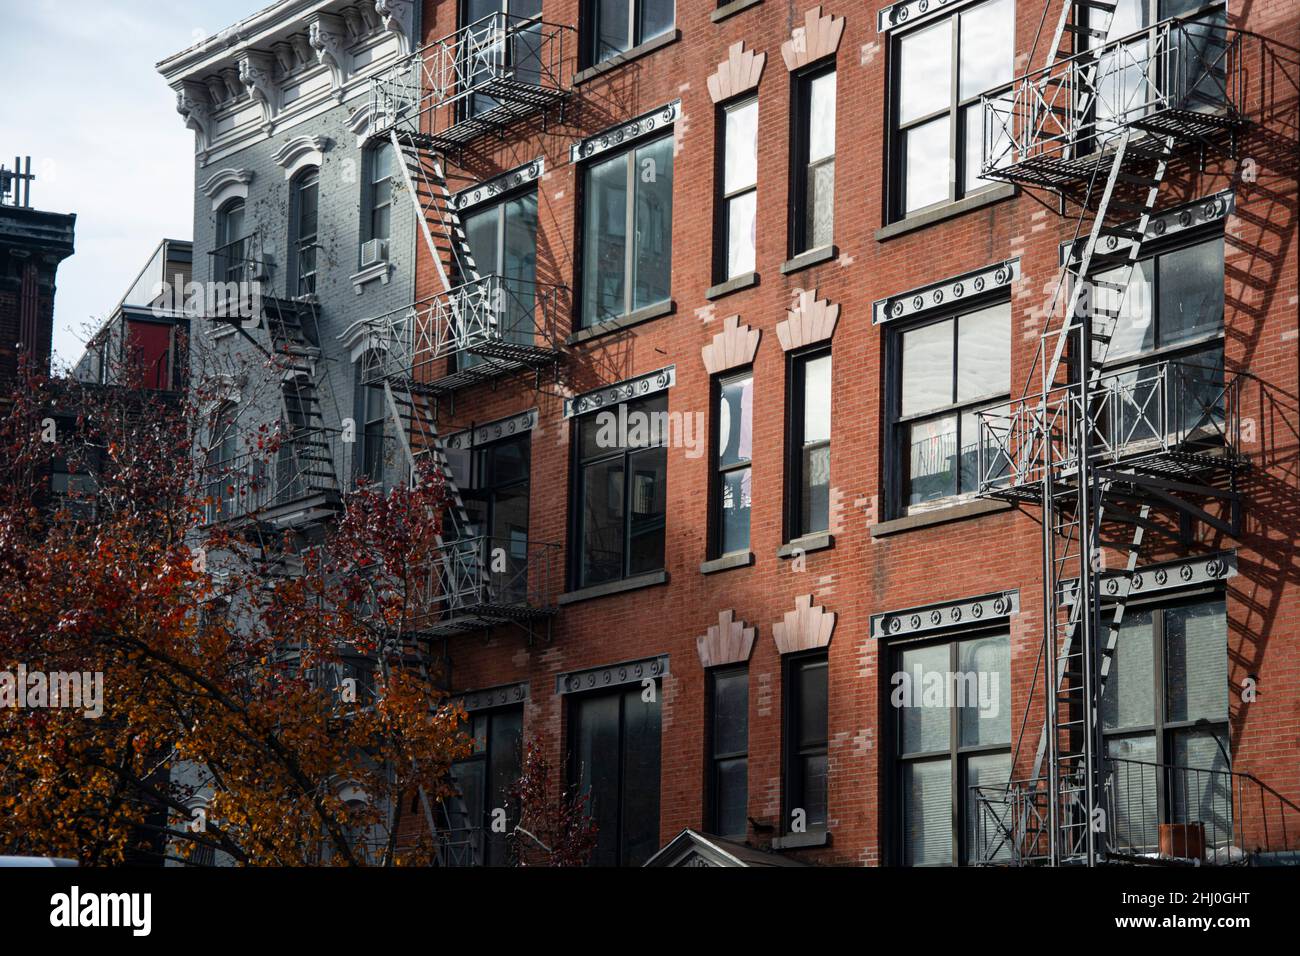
0,0,269,367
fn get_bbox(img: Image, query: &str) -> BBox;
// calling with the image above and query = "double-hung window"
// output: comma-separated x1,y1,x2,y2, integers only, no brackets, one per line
893,631,1011,865
215,199,250,285
582,0,674,67
448,705,523,866
783,652,829,836
461,186,539,363
365,142,393,245
717,96,758,282
707,666,750,838
580,134,674,327
891,0,1014,218
791,67,836,256
570,682,662,866
712,371,753,557
1093,234,1225,446
291,168,320,296
891,301,1011,512
1102,596,1230,859
356,356,388,486
462,0,545,117
572,395,668,589
787,350,832,540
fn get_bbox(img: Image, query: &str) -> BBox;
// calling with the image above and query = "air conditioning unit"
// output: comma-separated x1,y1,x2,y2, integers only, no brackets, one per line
360,238,389,269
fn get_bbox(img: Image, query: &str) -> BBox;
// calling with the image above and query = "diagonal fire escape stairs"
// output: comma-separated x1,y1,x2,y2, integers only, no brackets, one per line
971,1,1250,865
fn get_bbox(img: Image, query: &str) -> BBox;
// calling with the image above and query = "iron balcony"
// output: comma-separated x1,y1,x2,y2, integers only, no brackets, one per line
203,426,344,528
369,13,574,157
980,15,1249,191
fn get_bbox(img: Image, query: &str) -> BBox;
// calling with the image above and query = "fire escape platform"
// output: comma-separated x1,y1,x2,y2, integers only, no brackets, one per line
407,343,563,398
401,80,571,155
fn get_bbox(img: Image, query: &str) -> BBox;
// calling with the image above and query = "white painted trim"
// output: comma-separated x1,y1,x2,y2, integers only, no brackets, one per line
274,134,330,179
201,168,254,211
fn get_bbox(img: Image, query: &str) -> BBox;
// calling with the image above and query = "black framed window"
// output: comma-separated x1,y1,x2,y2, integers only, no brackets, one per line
214,199,249,285
461,186,539,370
206,401,240,522
356,354,387,486
1102,596,1230,856
890,300,1011,512
891,0,1014,219
1093,233,1225,440
791,66,836,256
783,652,828,833
892,630,1011,865
448,705,523,866
461,0,545,117
712,370,753,557
572,395,668,589
465,433,531,602
716,96,758,282
787,350,831,539
291,168,320,296
580,134,674,327
707,666,749,838
582,0,674,67
365,141,394,244
569,683,662,866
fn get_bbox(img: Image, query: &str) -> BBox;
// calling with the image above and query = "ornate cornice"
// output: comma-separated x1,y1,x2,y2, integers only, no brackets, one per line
563,365,676,419
238,50,278,132
871,591,1020,640
176,80,215,156
375,0,416,56
309,12,349,100
556,656,669,695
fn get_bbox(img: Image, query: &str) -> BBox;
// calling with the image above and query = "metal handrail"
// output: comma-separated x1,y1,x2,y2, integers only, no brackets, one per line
982,15,1243,175
369,13,572,142
978,358,1239,494
407,535,560,630
202,426,342,523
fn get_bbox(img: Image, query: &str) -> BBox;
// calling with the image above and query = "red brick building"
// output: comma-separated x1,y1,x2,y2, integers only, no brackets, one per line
368,0,1299,866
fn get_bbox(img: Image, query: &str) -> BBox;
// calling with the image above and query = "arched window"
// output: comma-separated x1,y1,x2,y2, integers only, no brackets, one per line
290,168,319,296
215,199,248,284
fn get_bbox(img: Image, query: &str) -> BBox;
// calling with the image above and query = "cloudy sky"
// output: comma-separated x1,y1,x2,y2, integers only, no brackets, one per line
1,0,268,366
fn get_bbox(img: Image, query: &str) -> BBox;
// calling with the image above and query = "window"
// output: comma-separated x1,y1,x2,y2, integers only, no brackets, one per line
356,356,387,486
365,142,394,244
463,434,531,603
206,402,240,521
783,652,828,834
448,706,523,866
461,0,544,117
570,683,662,866
717,96,758,282
580,134,674,327
788,350,831,539
1094,234,1225,441
461,187,539,361
215,199,249,284
893,631,1011,865
791,67,836,255
892,0,1014,218
582,0,674,67
712,371,753,557
891,301,1011,511
1102,597,1230,858
572,395,667,588
707,666,749,838
291,168,319,296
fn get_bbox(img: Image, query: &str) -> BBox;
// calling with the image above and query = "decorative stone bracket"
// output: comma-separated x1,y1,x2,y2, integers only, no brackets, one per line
697,610,757,668
702,314,761,375
782,6,846,72
773,594,837,655
777,288,839,350
707,42,767,104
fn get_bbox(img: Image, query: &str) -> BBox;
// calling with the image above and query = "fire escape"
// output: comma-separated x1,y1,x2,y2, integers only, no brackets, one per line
360,12,570,647
968,4,1257,865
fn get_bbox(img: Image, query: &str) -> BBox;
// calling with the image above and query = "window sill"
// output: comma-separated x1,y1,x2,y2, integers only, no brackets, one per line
558,569,669,606
705,271,759,301
567,299,675,345
871,498,1013,538
875,184,1017,242
777,532,834,559
712,0,763,23
700,551,754,575
781,244,838,276
771,829,830,851
573,30,680,86
350,260,393,294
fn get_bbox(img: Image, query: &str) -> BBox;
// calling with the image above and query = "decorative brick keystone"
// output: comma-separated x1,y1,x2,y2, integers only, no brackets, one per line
777,288,840,350
773,594,837,654
702,314,761,374
707,42,767,104
782,6,846,71
697,610,757,668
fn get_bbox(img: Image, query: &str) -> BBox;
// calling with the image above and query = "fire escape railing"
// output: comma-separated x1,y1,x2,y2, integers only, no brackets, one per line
360,277,565,389
369,13,572,150
982,16,1245,183
973,756,1300,866
203,427,343,524
406,535,560,634
978,359,1241,496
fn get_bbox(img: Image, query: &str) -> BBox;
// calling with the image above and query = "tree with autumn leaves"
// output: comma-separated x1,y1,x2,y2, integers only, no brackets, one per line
0,354,474,866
